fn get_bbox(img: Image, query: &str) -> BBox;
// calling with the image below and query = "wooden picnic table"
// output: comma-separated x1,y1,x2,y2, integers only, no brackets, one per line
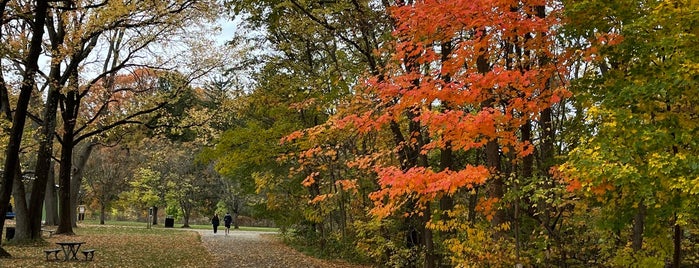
56,241,85,261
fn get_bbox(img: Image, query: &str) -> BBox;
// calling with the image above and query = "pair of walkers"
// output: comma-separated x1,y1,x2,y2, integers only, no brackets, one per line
211,212,233,235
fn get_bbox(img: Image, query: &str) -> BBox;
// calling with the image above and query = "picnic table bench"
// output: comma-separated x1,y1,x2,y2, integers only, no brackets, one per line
44,245,96,261
43,248,61,261
56,241,85,261
81,249,96,261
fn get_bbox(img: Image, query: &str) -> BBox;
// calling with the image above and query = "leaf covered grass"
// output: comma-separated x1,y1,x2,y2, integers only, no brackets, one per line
0,224,216,267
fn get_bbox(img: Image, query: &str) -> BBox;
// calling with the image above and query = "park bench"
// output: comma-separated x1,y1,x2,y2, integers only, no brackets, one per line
43,248,61,261
41,229,55,237
81,249,96,261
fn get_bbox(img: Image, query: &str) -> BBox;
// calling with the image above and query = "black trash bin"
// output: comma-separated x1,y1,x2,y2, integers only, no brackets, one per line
164,216,174,228
5,227,15,241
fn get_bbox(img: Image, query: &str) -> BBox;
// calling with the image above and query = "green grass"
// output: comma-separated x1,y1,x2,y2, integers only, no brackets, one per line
0,224,216,267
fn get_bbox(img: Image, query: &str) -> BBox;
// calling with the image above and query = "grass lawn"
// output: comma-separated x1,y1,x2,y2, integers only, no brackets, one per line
0,223,217,267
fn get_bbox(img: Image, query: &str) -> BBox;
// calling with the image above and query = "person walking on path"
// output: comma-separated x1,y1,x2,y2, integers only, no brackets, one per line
211,214,220,234
223,212,233,235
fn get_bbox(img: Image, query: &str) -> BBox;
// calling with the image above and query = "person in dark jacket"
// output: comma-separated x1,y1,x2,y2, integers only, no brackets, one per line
211,214,220,234
223,212,233,235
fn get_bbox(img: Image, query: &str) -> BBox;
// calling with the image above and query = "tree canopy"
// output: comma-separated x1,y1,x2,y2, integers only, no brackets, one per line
2,0,698,266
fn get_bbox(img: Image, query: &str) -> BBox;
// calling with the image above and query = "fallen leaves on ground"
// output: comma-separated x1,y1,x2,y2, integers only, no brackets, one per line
197,229,372,268
0,224,216,267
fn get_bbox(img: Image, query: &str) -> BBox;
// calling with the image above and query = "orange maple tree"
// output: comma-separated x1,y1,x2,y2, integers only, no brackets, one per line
283,0,569,265
336,0,570,220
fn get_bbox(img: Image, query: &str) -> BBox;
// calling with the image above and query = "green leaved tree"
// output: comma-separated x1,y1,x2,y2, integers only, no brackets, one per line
561,0,699,266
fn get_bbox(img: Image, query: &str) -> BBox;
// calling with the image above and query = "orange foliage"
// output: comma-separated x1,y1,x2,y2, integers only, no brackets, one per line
285,0,568,222
281,130,305,144
332,0,567,219
566,178,583,192
81,67,169,119
335,179,358,191
590,182,615,196
301,172,319,187
369,166,490,218
476,197,500,222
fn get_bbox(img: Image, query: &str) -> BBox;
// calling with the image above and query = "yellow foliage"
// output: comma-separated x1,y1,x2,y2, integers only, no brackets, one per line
443,224,521,267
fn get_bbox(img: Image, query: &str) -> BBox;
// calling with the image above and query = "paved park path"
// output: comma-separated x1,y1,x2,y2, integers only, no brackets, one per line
196,229,370,268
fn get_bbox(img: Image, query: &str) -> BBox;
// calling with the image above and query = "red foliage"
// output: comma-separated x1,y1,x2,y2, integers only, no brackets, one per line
289,0,569,219
360,0,567,217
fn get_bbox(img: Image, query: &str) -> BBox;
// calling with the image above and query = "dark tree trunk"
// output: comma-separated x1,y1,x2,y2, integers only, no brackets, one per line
517,120,533,259
631,202,645,251
13,168,31,241
181,201,192,228
29,64,62,239
0,0,10,119
56,141,75,234
423,204,435,268
0,64,9,120
152,206,159,225
485,139,504,228
232,197,240,229
673,221,681,268
70,143,93,227
426,41,456,268
29,6,67,237
521,120,533,179
100,204,106,225
0,0,49,257
56,89,79,235
539,108,554,174
475,37,506,233
44,164,59,226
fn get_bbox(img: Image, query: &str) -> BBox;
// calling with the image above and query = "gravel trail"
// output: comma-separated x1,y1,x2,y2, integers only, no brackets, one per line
196,229,370,268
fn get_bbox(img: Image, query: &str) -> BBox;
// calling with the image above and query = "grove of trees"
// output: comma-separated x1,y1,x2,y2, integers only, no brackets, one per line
0,0,230,256
2,0,698,267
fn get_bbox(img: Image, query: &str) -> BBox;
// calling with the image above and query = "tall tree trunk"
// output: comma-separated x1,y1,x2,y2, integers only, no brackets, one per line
70,143,93,227
100,202,107,224
151,206,159,225
28,64,62,239
28,6,67,238
0,0,49,256
517,120,533,260
485,139,504,228
232,197,240,229
56,89,79,235
12,168,30,241
539,107,554,173
0,66,9,120
0,1,10,119
673,220,681,268
56,139,75,234
475,32,506,233
182,201,192,228
44,164,59,226
425,41,457,268
521,121,533,179
535,4,554,177
423,204,435,268
631,202,646,251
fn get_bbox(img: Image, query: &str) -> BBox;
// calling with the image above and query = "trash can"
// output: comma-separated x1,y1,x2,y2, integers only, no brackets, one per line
5,227,15,241
164,216,174,228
